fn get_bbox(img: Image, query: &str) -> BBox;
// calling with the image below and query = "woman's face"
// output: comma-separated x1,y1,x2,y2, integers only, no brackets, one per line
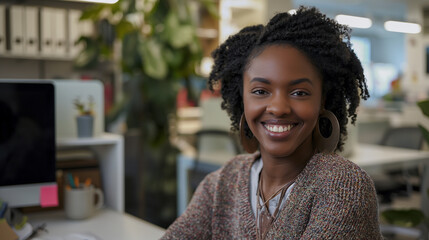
243,45,323,158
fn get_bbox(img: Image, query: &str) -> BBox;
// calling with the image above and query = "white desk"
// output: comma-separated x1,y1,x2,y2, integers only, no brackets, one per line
349,144,429,217
349,144,429,172
27,208,165,240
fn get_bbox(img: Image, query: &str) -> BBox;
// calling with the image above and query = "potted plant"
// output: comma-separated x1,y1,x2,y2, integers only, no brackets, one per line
74,0,218,227
74,96,95,138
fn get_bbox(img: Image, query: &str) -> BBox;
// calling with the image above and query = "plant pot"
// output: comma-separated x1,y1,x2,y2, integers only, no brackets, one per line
77,115,94,138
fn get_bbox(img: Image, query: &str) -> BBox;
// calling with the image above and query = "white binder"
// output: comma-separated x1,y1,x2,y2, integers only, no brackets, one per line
41,7,54,56
68,9,93,58
10,6,25,55
68,9,82,58
53,8,67,57
24,6,39,55
0,5,6,54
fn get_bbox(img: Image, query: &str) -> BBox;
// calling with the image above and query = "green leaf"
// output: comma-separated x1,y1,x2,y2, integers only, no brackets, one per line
165,11,179,29
163,47,183,68
116,19,135,39
163,10,194,48
139,39,168,79
417,100,429,117
199,0,220,19
74,37,99,69
110,1,122,14
163,11,178,41
189,37,202,55
99,43,112,58
381,209,425,227
170,25,194,48
122,32,140,71
80,4,105,21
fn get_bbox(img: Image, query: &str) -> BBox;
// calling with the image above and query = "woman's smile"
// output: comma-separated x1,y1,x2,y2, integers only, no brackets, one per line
261,119,299,140
263,123,295,133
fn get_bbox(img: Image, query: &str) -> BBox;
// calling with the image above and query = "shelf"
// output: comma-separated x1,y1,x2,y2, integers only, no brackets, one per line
222,0,263,11
57,133,122,147
196,28,218,39
56,132,125,212
0,53,75,61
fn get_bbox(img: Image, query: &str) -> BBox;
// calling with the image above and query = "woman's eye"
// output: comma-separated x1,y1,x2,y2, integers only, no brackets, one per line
291,91,309,96
252,89,268,95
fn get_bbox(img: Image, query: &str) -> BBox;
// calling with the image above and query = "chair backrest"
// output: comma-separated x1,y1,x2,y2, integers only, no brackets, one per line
195,129,241,164
194,97,242,165
200,97,231,131
379,126,423,150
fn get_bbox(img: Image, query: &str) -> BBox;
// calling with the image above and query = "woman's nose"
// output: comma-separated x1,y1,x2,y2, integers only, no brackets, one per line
266,93,291,116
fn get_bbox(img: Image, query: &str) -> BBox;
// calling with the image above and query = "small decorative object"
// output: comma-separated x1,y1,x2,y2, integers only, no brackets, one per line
74,96,95,138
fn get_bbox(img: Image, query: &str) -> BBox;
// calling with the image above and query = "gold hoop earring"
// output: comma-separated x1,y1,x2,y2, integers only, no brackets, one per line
314,110,340,153
240,114,259,153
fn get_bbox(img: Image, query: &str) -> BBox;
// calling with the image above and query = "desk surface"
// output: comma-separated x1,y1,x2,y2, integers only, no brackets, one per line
28,208,165,240
349,144,429,170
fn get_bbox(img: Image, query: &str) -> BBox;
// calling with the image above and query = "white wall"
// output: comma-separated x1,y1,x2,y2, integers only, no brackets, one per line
402,2,429,103
265,0,293,22
370,35,405,69
219,0,294,43
219,0,266,43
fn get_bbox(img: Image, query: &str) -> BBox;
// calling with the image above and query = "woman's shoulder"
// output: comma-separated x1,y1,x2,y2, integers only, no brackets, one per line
313,153,368,175
295,153,377,206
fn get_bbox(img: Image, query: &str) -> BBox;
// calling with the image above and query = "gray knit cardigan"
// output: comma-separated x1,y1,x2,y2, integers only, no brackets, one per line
162,152,383,239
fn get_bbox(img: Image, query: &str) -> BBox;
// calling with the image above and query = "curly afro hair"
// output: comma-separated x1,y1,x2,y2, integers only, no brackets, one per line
208,6,369,151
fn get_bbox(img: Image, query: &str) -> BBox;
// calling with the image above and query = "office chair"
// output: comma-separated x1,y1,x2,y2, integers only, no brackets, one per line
188,98,242,197
188,129,241,196
374,126,423,203
379,127,423,150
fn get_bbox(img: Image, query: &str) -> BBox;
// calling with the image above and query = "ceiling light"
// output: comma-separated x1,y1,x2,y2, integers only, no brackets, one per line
384,21,421,34
335,14,372,29
62,0,119,4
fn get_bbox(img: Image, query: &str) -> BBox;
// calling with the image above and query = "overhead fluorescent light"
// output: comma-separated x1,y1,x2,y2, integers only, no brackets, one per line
384,20,421,34
62,0,119,3
335,14,372,29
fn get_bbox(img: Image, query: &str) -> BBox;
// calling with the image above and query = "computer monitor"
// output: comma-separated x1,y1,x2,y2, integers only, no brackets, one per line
0,80,57,208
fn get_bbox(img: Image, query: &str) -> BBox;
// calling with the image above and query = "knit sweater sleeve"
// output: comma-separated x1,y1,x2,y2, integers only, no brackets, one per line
161,169,218,239
300,157,383,239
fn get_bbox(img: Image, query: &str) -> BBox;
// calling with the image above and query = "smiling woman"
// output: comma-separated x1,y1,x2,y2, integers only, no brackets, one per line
162,6,383,239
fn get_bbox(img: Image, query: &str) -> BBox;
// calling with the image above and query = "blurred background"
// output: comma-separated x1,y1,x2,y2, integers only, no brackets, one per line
2,0,429,238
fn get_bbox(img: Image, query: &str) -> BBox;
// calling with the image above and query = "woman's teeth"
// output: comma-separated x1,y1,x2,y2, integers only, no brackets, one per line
264,124,294,133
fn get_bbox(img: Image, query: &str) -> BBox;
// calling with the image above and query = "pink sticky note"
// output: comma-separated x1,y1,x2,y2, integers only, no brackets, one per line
40,185,58,208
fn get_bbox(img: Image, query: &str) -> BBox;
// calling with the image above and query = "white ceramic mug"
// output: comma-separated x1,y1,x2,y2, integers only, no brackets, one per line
64,185,103,220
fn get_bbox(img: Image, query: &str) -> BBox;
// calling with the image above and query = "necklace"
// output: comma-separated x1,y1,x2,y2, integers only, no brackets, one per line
256,174,296,240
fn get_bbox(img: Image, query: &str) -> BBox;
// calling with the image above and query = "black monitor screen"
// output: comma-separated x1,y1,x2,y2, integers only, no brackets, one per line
0,81,56,186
